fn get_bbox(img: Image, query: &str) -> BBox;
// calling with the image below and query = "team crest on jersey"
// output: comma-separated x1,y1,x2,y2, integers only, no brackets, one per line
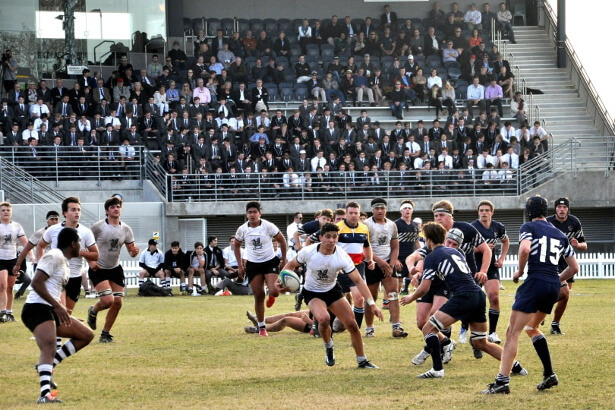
109,238,120,252
377,235,387,246
3,234,11,244
252,237,263,250
316,269,329,281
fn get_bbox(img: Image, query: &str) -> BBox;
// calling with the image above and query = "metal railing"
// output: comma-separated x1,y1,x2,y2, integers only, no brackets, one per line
0,146,146,187
542,0,615,137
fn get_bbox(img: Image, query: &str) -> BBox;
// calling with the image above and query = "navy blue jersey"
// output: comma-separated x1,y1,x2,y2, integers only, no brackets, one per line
453,221,485,274
423,245,482,294
546,214,586,272
471,219,507,270
519,220,575,284
395,219,421,258
298,220,320,236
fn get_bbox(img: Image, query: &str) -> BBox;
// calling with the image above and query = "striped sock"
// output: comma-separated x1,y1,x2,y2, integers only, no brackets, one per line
38,363,53,397
138,279,145,286
353,306,364,328
56,337,62,349
496,373,510,385
54,340,76,367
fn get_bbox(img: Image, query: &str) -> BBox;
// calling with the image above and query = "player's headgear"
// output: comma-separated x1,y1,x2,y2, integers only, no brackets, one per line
446,228,464,245
371,197,387,208
554,197,570,208
46,210,60,220
526,196,548,220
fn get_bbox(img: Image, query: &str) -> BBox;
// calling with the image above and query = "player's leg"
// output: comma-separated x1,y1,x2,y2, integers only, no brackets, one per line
363,282,379,335
0,270,8,320
494,310,533,382
417,310,456,378
468,320,502,360
99,281,125,342
485,277,501,343
81,271,92,298
187,268,195,293
526,310,558,389
264,270,280,307
138,269,148,287
5,273,17,320
55,317,94,367
411,295,434,365
551,281,570,335
32,320,60,401
64,277,82,315
249,274,267,334
87,278,113,330
197,268,206,293
308,297,335,364
268,316,309,332
382,275,407,337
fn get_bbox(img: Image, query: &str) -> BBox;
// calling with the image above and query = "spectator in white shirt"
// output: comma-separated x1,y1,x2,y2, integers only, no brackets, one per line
311,150,327,172
437,147,454,169
21,123,38,143
29,98,50,118
477,150,494,169
466,76,485,117
464,3,482,30
499,121,516,143
503,146,519,169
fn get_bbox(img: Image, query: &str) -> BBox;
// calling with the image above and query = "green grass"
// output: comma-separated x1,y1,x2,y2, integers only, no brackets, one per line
2,280,615,408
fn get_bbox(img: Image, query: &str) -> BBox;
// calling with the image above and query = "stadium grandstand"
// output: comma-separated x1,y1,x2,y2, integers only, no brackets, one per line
0,0,614,253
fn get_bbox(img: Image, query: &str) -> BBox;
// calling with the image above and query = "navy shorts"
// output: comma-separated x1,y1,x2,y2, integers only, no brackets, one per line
512,278,560,314
89,265,125,288
486,266,500,281
439,291,487,323
246,257,279,283
417,277,449,304
303,283,345,307
22,303,60,332
337,262,365,292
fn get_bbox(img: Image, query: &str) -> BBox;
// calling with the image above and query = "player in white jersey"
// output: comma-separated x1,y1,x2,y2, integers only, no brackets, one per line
0,201,29,322
37,197,99,315
86,197,139,343
21,227,93,404
234,201,287,337
282,222,382,368
363,197,407,338
13,211,60,300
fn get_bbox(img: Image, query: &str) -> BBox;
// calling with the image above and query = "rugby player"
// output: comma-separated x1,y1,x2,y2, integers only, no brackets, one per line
546,197,587,335
395,200,421,296
482,196,578,394
244,310,314,334
471,200,510,343
234,201,287,336
282,222,382,368
87,197,139,343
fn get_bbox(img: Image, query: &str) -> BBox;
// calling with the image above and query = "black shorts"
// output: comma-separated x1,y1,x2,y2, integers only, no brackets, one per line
337,262,365,292
165,268,186,279
365,263,398,285
486,266,500,281
302,323,311,333
303,283,345,307
65,276,82,302
439,291,486,324
142,266,160,277
512,278,560,314
21,303,59,332
89,265,125,287
0,258,17,275
246,257,280,283
566,277,575,284
398,254,411,278
417,278,449,304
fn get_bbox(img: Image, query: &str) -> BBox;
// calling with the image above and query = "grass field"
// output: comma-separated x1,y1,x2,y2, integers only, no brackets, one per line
2,280,615,409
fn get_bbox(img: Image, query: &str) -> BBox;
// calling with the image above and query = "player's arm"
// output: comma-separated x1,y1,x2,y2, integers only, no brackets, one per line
31,269,71,325
513,239,531,283
475,241,491,278
80,243,99,262
400,278,431,305
35,239,50,265
233,240,245,279
13,240,36,276
282,256,301,272
389,237,399,270
495,236,510,268
273,232,287,268
125,242,140,258
293,230,303,251
362,242,375,270
347,268,383,321
559,254,579,282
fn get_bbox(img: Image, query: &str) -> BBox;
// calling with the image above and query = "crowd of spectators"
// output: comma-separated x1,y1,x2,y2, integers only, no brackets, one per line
0,2,542,192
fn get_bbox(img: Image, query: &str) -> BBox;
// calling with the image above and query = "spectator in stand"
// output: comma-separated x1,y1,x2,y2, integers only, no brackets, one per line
388,81,407,120
354,68,375,107
409,29,424,56
469,29,483,50
442,41,459,63
324,15,344,46
441,80,456,114
228,32,244,58
163,241,188,294
307,72,327,103
429,2,447,30
497,66,515,99
497,2,516,43
511,91,526,124
274,31,291,60
482,3,497,36
138,239,165,287
485,78,504,118
217,44,236,69
464,3,483,30
412,68,427,104
168,41,187,71
467,76,486,118
242,30,258,58
256,30,274,58
295,55,312,84
423,26,441,56
529,120,549,151
427,68,443,90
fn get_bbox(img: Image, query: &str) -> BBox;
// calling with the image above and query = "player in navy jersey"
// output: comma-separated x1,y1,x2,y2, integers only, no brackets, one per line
546,197,587,335
401,222,527,379
395,200,422,296
431,200,491,357
471,200,510,344
482,196,578,394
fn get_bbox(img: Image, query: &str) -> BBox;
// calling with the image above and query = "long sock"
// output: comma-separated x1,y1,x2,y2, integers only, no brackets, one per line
532,334,554,377
353,306,364,328
55,337,62,349
403,277,410,292
257,321,265,328
423,344,431,354
324,340,333,348
138,278,144,286
441,327,452,339
38,364,53,397
356,355,367,363
425,333,443,371
551,321,559,327
53,340,76,367
489,309,500,334
512,360,523,373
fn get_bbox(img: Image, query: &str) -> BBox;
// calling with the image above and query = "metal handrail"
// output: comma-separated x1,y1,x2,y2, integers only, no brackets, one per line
93,40,116,64
542,0,615,136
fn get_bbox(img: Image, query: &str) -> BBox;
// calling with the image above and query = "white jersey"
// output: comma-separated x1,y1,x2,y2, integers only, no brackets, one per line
42,222,96,278
287,222,301,247
90,219,134,269
25,249,69,305
0,221,25,260
363,217,398,261
222,246,244,267
235,219,281,263
297,243,356,293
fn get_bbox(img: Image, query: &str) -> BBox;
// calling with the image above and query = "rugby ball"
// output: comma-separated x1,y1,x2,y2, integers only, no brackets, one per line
279,269,301,292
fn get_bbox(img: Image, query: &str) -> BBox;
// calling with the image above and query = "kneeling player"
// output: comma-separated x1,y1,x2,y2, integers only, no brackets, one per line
401,222,527,379
22,227,94,403
482,196,578,394
282,223,382,368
